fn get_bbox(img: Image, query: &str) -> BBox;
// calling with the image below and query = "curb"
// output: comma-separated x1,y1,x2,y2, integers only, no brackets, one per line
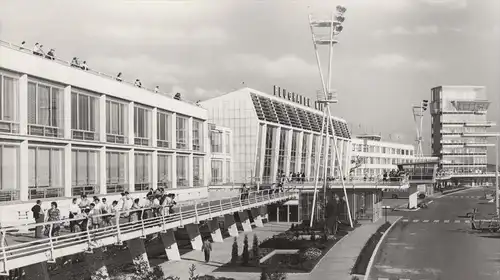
363,217,403,280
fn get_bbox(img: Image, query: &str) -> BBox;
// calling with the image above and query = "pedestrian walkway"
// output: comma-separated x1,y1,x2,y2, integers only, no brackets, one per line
287,216,402,280
401,218,471,224
443,195,482,199
154,223,291,280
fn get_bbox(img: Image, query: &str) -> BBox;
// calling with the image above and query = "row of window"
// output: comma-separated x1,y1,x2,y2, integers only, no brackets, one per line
351,143,414,156
0,72,206,152
356,157,412,165
210,130,231,154
210,159,231,185
0,143,207,202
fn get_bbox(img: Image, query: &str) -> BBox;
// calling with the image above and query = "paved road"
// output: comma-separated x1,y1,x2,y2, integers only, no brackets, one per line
369,187,500,280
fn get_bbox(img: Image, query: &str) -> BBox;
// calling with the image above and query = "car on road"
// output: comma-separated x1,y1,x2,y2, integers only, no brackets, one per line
382,188,410,199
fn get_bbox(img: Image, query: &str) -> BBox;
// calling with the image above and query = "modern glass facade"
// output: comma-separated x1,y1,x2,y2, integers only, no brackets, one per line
430,86,496,175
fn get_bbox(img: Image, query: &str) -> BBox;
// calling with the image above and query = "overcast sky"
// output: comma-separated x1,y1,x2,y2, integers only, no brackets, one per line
1,0,499,161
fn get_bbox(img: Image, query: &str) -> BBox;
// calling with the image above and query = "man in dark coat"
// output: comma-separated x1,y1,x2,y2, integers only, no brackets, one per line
325,194,341,235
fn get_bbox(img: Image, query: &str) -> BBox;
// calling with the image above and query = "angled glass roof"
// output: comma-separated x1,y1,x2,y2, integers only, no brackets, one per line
250,92,351,139
451,100,491,112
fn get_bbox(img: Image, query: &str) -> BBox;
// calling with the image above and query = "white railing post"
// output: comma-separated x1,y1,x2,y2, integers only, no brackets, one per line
1,229,7,274
161,206,167,233
248,192,251,206
194,202,199,224
115,212,122,245
179,205,183,227
239,196,243,211
229,196,232,209
48,223,56,262
220,199,223,213
140,209,146,239
86,218,92,251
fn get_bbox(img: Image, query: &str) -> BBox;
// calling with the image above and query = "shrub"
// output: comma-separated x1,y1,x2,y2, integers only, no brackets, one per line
310,232,316,241
299,248,322,261
242,235,250,265
231,237,239,264
260,268,269,280
260,268,287,280
252,234,260,266
290,224,295,230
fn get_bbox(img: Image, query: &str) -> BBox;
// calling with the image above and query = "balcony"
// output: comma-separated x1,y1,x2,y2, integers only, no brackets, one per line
0,120,19,134
72,129,98,141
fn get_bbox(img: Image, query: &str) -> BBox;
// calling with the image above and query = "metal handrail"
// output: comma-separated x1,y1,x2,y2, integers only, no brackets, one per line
0,39,199,106
0,190,296,273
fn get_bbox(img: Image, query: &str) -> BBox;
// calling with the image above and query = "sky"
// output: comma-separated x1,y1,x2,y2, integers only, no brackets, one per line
1,0,499,162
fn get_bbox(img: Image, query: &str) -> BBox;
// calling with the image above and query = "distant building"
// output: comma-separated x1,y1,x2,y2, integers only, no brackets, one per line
350,134,415,180
430,86,497,185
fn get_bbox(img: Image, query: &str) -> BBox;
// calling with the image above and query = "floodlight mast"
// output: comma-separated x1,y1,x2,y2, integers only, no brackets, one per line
308,6,354,228
412,105,424,157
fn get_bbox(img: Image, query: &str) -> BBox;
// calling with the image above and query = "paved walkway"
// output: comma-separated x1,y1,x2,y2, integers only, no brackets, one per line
287,216,401,280
155,223,291,280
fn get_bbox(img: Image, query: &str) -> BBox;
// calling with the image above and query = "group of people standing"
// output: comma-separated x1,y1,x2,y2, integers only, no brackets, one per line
30,188,178,238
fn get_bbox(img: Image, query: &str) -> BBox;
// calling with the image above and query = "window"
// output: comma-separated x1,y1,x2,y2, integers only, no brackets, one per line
176,116,188,149
0,144,20,202
192,120,203,151
157,111,171,148
134,106,151,146
106,151,128,193
211,160,223,184
0,73,19,133
71,91,98,140
135,152,151,191
226,160,231,183
72,149,99,196
310,135,317,179
176,155,189,187
301,134,308,173
193,156,204,187
28,146,64,199
276,130,287,180
27,81,64,137
158,154,172,188
210,131,222,153
106,99,128,144
262,126,275,183
225,133,230,154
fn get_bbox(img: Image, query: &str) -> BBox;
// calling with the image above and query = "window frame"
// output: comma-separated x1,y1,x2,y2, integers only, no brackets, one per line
133,104,151,146
106,98,128,144
0,143,20,202
0,71,20,133
28,146,65,199
176,116,188,149
71,89,99,141
27,80,64,138
106,150,129,193
157,110,171,148
71,148,99,196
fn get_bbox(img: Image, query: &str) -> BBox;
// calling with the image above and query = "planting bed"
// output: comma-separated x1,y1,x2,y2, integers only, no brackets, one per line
351,222,392,275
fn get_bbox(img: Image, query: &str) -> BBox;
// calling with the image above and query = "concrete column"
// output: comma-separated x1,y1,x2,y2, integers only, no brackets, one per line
160,229,181,261
23,262,50,280
128,238,150,271
64,143,72,197
128,149,135,192
270,127,281,182
18,74,28,135
99,95,106,142
19,140,29,201
84,248,110,280
237,211,252,232
63,85,72,140
128,102,135,145
171,113,177,189
224,214,238,237
295,131,304,173
251,208,264,227
185,223,203,250
99,147,107,195
152,150,158,190
207,218,224,242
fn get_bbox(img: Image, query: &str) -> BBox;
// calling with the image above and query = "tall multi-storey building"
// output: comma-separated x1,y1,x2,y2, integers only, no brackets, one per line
350,134,415,180
430,86,497,183
0,40,232,226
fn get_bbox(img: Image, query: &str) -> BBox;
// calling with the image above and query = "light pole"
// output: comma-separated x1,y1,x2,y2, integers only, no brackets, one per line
496,135,499,217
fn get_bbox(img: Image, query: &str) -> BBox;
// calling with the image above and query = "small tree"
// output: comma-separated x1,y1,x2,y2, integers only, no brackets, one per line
231,237,239,265
242,234,250,265
310,232,316,242
260,268,269,280
252,234,260,266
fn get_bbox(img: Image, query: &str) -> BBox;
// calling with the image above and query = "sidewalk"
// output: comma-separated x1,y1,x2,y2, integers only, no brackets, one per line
287,216,401,280
156,223,291,280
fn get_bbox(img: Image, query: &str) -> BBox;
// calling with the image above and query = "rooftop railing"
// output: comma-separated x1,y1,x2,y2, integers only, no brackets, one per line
0,40,199,106
0,189,296,274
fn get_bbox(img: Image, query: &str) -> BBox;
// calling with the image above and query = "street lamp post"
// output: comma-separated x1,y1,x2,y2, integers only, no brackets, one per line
496,135,499,217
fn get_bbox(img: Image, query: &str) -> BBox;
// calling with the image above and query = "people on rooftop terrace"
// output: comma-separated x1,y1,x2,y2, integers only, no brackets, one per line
71,57,80,68
154,86,159,93
116,72,123,82
19,41,26,50
174,92,181,100
33,42,43,56
134,79,142,88
46,48,55,60
81,61,88,71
